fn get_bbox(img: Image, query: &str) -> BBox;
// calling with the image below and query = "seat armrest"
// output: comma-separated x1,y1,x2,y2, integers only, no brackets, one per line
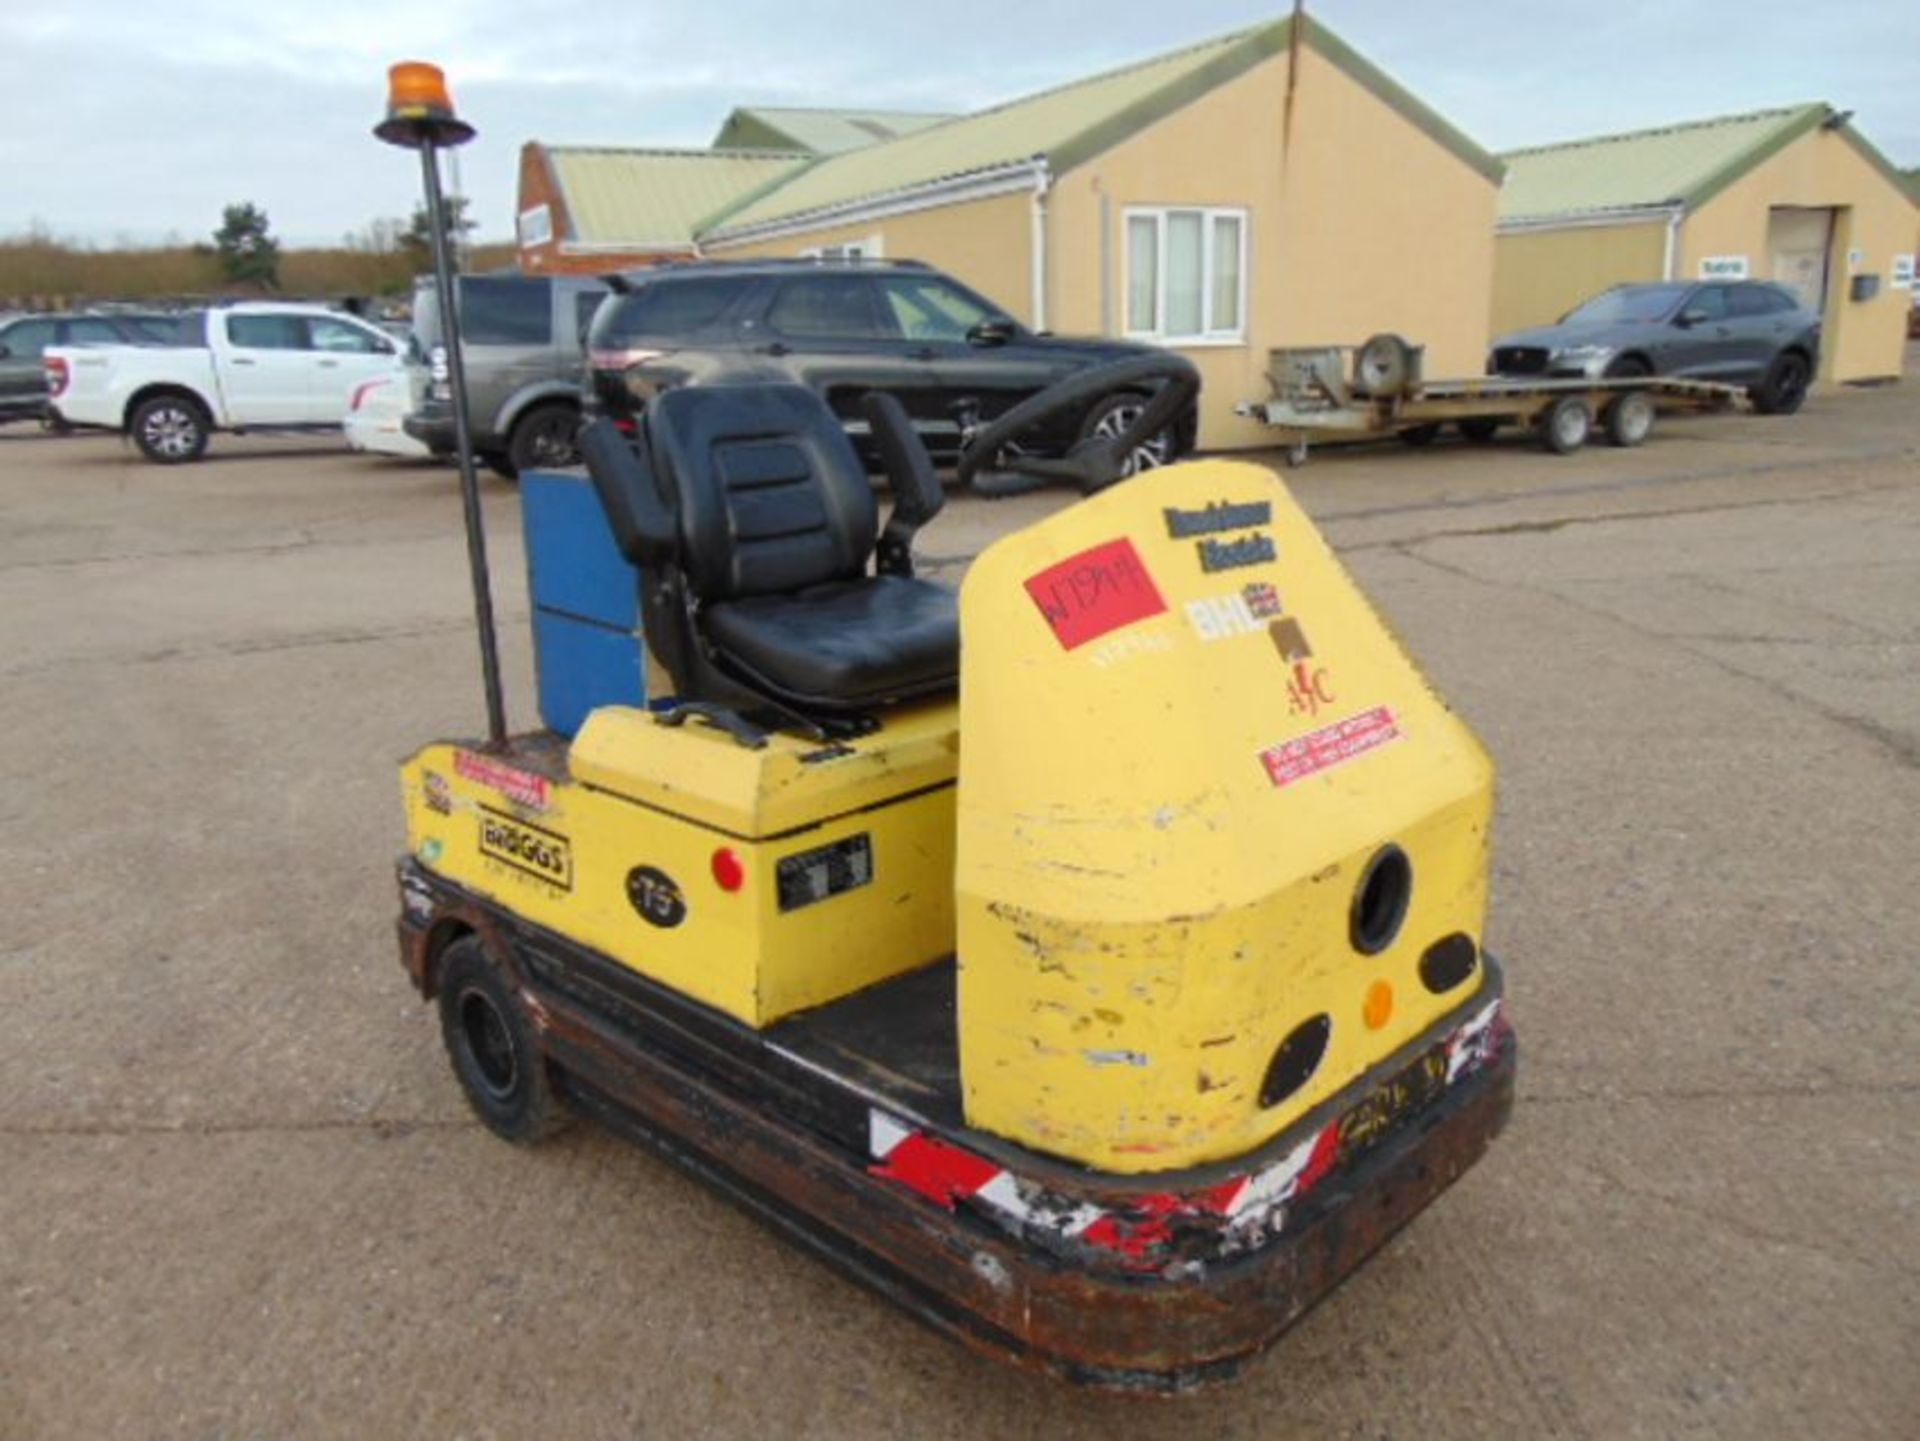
580,417,677,569
862,392,944,577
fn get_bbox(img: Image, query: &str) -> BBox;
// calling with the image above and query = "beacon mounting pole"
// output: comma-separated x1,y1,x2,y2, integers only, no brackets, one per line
375,62,507,748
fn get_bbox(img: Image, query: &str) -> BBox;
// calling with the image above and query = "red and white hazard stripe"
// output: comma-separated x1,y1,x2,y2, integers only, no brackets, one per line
866,998,1506,1267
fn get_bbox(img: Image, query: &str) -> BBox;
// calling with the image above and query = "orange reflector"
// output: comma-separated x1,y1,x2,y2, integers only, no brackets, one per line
711,848,746,893
1363,980,1395,1031
386,61,455,120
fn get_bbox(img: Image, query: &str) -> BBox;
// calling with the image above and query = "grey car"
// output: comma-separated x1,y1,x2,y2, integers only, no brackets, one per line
1490,281,1821,414
404,273,608,477
1,311,185,425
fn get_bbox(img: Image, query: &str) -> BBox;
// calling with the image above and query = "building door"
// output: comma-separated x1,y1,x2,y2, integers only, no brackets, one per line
1767,207,1835,314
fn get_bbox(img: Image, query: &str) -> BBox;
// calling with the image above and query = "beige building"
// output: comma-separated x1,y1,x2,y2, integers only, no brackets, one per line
1494,105,1920,384
518,15,1504,450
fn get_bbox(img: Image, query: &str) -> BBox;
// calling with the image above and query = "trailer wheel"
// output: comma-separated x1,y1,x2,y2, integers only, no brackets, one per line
1603,391,1656,447
1538,396,1591,455
1457,417,1500,443
438,936,567,1144
1398,423,1441,447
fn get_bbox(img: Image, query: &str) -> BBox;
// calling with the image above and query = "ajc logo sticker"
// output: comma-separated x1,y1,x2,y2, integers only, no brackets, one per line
626,866,687,929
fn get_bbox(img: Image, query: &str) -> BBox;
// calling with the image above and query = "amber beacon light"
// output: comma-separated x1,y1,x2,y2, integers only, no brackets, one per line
374,61,475,149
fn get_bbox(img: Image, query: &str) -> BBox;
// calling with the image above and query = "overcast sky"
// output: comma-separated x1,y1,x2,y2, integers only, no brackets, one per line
2,0,1914,248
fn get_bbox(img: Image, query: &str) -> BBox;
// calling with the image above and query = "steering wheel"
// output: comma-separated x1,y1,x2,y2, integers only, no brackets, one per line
954,352,1201,498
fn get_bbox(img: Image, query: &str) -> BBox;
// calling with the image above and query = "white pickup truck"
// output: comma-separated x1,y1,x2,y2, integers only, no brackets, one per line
45,302,404,463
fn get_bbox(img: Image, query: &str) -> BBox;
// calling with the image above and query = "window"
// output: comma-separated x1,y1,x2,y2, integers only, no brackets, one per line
130,316,188,344
227,314,307,350
1,320,56,358
596,279,741,347
765,277,885,339
878,277,994,342
1727,285,1784,319
575,291,606,344
459,277,551,346
1124,207,1247,342
1685,287,1730,321
66,319,127,346
1565,285,1688,324
517,204,553,248
308,317,385,353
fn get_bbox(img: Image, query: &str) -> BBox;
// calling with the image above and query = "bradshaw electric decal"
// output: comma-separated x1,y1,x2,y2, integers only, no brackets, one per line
1259,706,1402,788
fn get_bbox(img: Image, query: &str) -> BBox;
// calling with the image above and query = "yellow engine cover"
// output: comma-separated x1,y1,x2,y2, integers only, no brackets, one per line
956,461,1493,1173
400,703,958,1027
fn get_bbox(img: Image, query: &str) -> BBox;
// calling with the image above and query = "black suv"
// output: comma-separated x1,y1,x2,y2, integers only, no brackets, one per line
584,260,1195,472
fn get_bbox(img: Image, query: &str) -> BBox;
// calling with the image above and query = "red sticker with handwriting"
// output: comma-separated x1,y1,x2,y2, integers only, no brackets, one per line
1024,538,1167,651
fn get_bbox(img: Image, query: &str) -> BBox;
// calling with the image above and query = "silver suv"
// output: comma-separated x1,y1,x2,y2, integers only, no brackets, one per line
404,273,608,477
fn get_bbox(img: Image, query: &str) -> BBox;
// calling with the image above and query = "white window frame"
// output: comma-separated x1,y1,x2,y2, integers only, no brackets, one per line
1122,206,1249,346
517,204,553,248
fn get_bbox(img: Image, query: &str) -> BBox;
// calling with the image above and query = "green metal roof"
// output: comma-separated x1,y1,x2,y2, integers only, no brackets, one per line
1497,105,1829,222
545,146,808,247
712,107,956,155
701,14,1501,238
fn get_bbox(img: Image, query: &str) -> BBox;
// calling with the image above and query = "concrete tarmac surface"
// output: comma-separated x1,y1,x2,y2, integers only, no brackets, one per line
3,365,1917,1439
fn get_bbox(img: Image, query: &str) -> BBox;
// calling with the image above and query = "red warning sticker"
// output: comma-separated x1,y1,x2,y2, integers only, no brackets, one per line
1024,538,1168,651
455,750,552,811
1259,706,1402,788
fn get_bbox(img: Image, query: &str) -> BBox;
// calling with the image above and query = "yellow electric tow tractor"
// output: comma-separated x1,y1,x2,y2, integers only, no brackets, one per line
395,353,1516,1391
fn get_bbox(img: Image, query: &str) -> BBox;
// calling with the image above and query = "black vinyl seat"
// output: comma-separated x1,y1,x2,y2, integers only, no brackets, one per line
580,382,955,728
704,576,961,710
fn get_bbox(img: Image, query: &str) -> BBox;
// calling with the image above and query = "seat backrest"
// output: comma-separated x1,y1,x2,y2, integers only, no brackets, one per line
646,384,877,601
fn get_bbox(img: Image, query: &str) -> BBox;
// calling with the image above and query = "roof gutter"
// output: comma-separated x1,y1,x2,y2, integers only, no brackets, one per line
1496,201,1685,236
558,240,702,255
699,160,1044,248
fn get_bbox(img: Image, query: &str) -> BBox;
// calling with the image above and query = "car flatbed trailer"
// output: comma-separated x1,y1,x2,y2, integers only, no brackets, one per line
1238,338,1746,465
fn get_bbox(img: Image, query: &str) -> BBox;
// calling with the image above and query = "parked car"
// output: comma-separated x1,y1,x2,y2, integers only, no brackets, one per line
584,259,1196,473
1489,281,1821,414
403,273,609,477
1,310,186,426
44,303,402,462
344,362,431,460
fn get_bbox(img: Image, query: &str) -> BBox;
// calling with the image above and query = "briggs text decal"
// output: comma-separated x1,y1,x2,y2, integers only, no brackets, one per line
478,807,573,890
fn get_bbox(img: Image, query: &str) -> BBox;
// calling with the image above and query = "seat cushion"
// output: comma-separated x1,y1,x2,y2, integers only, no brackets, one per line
702,576,959,710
